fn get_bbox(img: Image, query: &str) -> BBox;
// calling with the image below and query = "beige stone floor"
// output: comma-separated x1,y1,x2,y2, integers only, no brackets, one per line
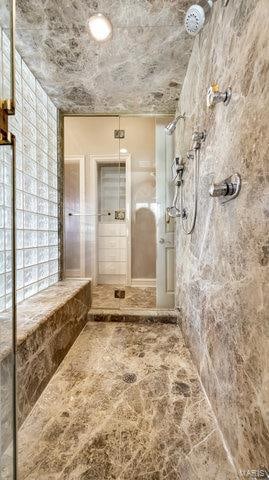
3,321,237,480
91,284,156,310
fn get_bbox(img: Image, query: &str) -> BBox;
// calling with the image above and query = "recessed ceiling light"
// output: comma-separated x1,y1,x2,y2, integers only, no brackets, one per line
88,13,112,42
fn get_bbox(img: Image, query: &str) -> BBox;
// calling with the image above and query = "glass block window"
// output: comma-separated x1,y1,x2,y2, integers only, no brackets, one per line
0,29,59,311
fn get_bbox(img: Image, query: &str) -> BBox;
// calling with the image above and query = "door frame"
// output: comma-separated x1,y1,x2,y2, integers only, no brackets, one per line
64,155,86,278
88,153,131,286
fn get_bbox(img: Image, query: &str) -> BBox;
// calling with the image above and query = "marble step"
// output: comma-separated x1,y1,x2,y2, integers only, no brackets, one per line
87,308,180,325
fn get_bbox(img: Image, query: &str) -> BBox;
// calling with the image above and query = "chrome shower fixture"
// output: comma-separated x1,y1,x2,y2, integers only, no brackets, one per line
184,0,217,36
165,113,186,135
207,83,232,108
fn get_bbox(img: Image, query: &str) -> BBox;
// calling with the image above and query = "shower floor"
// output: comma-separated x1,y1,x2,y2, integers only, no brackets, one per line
10,321,235,480
92,284,156,310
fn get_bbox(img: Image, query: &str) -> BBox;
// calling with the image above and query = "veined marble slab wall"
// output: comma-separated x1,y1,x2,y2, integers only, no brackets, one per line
175,0,269,473
0,28,59,311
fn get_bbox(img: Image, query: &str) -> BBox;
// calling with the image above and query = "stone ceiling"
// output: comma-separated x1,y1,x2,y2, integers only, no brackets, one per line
1,0,194,113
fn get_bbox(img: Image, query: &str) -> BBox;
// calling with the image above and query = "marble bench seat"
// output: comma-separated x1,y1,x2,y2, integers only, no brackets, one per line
0,279,91,450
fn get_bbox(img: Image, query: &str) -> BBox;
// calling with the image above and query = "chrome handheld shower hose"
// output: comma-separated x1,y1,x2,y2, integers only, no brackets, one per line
180,148,199,235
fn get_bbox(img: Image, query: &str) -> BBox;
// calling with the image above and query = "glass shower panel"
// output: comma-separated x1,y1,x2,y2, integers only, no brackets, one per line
119,116,157,309
0,2,17,477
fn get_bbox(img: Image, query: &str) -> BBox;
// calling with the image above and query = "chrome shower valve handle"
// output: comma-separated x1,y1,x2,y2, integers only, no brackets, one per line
209,173,241,204
207,83,232,108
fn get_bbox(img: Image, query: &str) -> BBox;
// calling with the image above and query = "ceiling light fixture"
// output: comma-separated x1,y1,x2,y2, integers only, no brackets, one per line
88,13,112,42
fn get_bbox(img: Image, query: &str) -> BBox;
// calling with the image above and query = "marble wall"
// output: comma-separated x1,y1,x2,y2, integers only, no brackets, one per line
175,0,269,473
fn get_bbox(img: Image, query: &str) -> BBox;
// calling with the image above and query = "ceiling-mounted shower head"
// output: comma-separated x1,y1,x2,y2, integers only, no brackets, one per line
185,0,216,36
165,114,186,135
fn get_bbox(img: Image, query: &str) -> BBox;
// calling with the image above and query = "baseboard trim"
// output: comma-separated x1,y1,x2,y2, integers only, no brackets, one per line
131,278,156,288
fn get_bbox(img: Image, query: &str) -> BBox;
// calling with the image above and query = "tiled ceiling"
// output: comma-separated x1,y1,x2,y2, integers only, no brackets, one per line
1,0,194,114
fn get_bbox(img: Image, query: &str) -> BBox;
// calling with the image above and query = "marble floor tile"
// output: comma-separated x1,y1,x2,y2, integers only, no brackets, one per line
2,322,237,480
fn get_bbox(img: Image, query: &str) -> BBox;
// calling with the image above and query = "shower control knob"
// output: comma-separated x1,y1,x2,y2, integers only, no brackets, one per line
209,174,241,204
159,238,165,244
209,182,229,197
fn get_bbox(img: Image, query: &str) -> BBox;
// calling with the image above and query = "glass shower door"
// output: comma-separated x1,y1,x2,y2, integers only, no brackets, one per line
0,1,17,478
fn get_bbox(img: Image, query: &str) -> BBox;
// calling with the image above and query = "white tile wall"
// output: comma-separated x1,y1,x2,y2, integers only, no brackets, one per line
0,29,59,311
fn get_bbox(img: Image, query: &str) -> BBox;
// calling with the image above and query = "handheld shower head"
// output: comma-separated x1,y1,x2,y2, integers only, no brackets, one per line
165,114,186,135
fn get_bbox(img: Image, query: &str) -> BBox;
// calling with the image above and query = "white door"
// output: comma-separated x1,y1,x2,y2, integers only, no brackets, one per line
156,118,175,309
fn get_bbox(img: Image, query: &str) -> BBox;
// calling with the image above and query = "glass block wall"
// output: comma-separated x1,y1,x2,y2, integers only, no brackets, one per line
0,29,59,311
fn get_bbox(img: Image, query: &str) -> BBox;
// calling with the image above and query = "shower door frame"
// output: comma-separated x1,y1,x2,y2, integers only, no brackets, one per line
88,153,132,286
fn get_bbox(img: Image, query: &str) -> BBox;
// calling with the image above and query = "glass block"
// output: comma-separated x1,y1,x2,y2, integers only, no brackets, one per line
49,202,58,217
48,158,57,175
22,80,36,110
37,214,49,231
17,289,24,303
0,274,5,297
36,147,48,169
37,181,48,200
16,190,23,209
17,170,23,190
47,97,57,120
4,163,11,185
16,210,24,229
5,207,11,228
37,198,48,215
38,278,50,291
16,151,23,171
37,231,48,247
49,274,58,285
48,173,57,189
0,252,5,274
16,269,24,289
23,98,36,126
23,136,36,162
6,294,12,309
36,98,47,122
37,164,48,184
24,248,37,267
0,229,4,250
24,230,37,248
48,231,58,246
23,118,36,145
49,246,58,260
24,282,38,299
5,272,12,294
36,114,48,137
36,131,48,155
49,217,58,231
38,262,49,280
24,155,37,178
0,206,4,228
23,174,37,195
48,113,57,133
24,211,37,230
24,193,37,213
24,265,37,286
0,184,3,205
16,230,23,249
36,81,47,106
16,250,23,269
37,246,49,263
49,187,58,203
5,251,11,272
49,260,58,275
4,186,11,206
0,296,5,312
22,60,36,92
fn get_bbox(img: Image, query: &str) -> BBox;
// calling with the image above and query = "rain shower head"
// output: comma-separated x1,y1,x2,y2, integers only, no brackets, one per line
185,0,216,36
165,114,185,135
